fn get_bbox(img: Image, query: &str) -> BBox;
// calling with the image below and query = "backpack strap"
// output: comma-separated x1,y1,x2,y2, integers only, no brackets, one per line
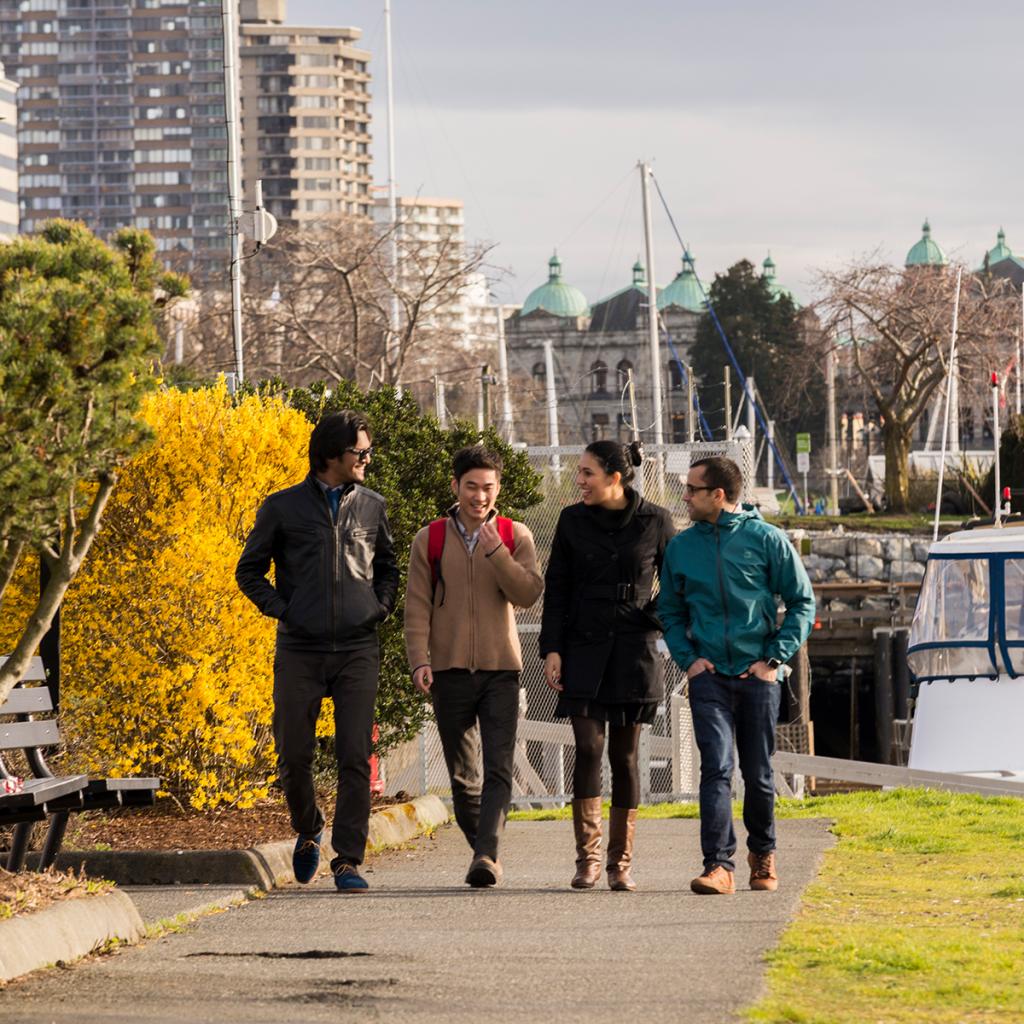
495,516,516,555
428,516,515,605
427,518,448,602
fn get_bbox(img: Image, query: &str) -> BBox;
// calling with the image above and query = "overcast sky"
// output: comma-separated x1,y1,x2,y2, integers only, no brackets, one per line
287,0,1022,308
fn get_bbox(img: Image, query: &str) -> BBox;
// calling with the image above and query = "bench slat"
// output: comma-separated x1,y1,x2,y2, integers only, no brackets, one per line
0,655,46,681
0,719,60,751
0,687,54,716
92,777,160,792
0,775,87,810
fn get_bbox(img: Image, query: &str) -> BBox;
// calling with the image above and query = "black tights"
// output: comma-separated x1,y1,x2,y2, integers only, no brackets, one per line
571,716,641,809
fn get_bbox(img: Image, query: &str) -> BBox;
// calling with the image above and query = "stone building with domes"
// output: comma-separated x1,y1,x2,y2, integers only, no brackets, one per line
503,248,804,446
980,227,1024,289
905,220,948,268
505,249,787,445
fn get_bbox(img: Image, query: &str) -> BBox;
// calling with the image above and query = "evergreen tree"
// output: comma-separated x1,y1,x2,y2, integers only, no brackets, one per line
690,260,812,438
0,220,187,704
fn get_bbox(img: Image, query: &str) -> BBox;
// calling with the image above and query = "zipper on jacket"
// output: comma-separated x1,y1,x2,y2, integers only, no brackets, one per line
715,524,734,669
321,488,339,651
332,516,341,650
468,536,476,671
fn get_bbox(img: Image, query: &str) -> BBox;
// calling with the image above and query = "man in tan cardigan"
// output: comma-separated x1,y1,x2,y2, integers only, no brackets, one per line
405,445,543,887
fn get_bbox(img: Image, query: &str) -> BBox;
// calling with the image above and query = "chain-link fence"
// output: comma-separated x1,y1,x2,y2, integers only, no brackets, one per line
380,440,755,806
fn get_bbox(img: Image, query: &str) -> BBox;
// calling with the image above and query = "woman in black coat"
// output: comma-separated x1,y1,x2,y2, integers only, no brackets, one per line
540,440,675,891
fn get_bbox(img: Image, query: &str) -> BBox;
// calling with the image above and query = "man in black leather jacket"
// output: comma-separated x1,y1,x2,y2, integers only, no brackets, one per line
236,410,399,892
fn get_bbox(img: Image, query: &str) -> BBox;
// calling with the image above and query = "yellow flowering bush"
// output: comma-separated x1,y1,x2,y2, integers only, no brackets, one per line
51,381,309,809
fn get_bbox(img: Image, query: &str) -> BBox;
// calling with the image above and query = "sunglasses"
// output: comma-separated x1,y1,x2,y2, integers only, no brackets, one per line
345,446,374,462
682,484,715,495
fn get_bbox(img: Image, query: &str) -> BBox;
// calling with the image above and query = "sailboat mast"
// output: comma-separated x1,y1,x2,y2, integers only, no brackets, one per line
932,267,963,542
639,161,665,449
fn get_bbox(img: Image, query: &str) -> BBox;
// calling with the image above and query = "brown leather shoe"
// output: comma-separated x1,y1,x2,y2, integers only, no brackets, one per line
466,855,502,888
606,806,637,891
690,865,736,895
747,851,778,891
570,797,602,889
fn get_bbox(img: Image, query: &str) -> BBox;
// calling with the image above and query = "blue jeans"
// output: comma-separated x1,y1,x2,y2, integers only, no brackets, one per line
688,670,781,873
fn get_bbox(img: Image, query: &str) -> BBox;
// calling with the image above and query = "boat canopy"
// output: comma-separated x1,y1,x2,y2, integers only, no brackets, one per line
907,526,1024,681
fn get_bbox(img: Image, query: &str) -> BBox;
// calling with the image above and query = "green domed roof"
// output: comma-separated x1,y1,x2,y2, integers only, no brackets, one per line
905,220,947,267
983,227,1015,268
521,253,589,318
761,253,800,308
657,251,705,313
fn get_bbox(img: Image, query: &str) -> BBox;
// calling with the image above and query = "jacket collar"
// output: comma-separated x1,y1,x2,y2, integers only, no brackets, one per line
305,474,357,510
693,502,762,533
567,488,650,522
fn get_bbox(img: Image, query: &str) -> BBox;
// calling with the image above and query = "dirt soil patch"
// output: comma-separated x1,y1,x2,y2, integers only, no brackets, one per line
0,866,112,921
2,792,404,853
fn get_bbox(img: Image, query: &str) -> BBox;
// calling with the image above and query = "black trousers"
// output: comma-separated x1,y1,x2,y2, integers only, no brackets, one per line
431,669,520,861
272,644,379,868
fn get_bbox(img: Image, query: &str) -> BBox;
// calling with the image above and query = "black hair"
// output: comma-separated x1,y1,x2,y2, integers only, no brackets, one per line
308,410,372,473
584,440,644,485
452,444,504,482
690,456,743,502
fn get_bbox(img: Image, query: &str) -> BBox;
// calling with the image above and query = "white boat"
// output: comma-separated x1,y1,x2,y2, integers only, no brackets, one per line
906,520,1024,779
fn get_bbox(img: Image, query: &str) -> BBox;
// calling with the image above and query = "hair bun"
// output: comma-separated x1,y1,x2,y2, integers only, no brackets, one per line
627,440,644,467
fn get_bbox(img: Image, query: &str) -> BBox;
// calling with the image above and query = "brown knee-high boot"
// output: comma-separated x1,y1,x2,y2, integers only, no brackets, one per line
606,806,637,891
570,797,603,889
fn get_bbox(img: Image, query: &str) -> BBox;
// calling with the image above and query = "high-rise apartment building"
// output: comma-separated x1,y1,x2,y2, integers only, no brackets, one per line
239,0,372,225
0,0,229,277
0,60,16,238
374,195,473,337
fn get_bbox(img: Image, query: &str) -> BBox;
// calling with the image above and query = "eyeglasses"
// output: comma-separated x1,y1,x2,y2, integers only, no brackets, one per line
345,446,374,462
682,484,714,496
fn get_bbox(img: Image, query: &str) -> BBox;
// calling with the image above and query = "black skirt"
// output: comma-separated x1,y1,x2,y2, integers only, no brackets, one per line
555,695,657,726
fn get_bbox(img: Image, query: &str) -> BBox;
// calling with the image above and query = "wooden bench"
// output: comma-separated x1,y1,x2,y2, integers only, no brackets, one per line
0,656,160,871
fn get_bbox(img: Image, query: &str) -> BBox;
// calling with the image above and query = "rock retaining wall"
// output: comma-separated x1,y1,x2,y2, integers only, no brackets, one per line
793,532,931,584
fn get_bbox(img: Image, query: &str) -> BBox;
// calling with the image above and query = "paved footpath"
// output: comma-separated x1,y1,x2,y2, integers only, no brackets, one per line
0,818,833,1024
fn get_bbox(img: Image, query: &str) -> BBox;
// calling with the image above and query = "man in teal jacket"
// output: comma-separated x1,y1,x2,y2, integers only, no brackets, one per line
659,456,815,895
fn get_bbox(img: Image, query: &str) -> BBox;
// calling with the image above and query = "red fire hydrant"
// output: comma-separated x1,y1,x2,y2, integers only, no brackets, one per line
369,724,384,797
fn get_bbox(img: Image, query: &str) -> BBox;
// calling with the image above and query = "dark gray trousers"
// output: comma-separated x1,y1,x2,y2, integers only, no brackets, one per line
431,669,520,861
272,644,379,868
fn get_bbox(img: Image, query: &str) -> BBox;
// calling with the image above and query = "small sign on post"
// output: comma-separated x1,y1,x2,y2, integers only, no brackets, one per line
796,434,811,513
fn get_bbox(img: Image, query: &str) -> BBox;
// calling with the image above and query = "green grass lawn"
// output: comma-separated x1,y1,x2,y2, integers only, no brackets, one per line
512,790,1024,1022
766,513,965,535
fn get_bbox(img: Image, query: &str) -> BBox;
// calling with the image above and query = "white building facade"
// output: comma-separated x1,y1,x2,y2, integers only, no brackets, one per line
0,61,16,238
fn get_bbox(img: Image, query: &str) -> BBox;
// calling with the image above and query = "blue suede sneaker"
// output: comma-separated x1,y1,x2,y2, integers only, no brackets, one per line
333,862,369,892
292,832,322,884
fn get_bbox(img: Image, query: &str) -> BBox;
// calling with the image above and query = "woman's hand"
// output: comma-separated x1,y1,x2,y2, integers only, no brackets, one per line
544,652,563,691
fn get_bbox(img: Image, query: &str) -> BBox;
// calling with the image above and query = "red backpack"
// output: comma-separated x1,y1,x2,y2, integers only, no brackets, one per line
427,515,515,604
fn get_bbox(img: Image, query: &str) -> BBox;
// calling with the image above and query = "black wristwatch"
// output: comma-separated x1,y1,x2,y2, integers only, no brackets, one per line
765,658,782,670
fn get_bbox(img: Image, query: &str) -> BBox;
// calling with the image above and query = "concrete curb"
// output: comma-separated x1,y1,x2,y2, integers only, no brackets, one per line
0,890,144,984
126,885,255,929
54,794,451,890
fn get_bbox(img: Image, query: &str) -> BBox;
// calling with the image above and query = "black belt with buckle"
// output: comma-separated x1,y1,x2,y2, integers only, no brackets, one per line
582,582,638,603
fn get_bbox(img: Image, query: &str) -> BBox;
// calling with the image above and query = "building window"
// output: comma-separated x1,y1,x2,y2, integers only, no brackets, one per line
532,361,545,382
591,360,608,396
616,359,633,388
668,360,684,391
591,413,610,442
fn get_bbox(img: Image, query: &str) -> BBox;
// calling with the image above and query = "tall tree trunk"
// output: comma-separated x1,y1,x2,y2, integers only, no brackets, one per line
883,421,912,513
